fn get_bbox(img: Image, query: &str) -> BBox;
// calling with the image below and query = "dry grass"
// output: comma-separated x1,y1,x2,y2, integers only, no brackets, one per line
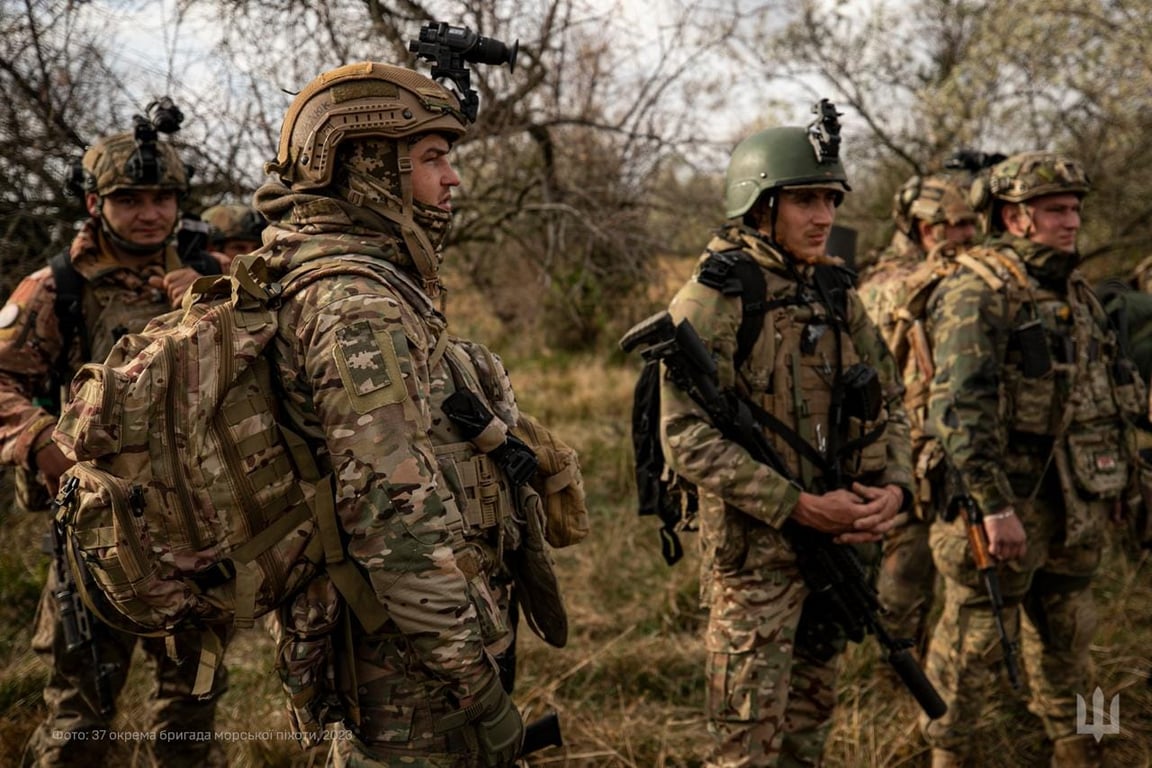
1,258,1151,767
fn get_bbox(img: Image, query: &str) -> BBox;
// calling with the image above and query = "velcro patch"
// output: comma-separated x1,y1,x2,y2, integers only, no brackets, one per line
333,320,407,414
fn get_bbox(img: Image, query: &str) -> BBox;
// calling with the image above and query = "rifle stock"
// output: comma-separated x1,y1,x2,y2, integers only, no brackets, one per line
522,711,563,756
623,311,947,719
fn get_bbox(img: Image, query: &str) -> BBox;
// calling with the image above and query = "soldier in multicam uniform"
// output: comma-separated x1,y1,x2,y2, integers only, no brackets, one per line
660,110,914,767
0,131,227,766
252,61,571,767
921,152,1143,768
857,175,978,658
200,203,266,272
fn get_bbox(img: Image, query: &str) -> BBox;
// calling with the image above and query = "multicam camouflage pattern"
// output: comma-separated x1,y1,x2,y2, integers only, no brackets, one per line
52,259,322,636
922,493,1101,753
860,240,969,650
201,203,265,244
661,223,912,766
921,233,1136,754
0,220,178,474
251,179,566,764
81,130,188,196
0,218,225,764
704,567,837,767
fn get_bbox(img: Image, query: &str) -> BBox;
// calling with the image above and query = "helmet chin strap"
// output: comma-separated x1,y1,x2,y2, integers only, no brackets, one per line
344,166,444,298
95,200,174,257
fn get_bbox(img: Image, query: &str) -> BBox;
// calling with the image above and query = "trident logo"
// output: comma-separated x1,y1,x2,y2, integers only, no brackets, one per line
1075,687,1120,742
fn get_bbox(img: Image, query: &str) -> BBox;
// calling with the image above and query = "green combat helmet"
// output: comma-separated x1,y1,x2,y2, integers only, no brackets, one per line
892,174,977,243
725,99,852,220
201,204,265,246
969,151,1090,234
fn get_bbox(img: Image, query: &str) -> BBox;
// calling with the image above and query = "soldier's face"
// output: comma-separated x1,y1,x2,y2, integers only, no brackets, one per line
772,188,838,262
410,134,460,211
1006,193,1082,253
920,219,976,250
88,189,179,250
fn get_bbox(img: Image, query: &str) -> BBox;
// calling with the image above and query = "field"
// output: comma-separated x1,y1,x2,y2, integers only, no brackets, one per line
1,258,1150,767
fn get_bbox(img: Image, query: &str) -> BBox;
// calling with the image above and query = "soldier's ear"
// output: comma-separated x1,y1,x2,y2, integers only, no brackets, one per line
85,192,101,219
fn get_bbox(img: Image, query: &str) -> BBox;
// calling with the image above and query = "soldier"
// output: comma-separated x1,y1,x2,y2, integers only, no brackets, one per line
253,60,574,766
200,203,266,272
858,174,978,657
921,152,1143,767
0,129,227,766
659,105,914,767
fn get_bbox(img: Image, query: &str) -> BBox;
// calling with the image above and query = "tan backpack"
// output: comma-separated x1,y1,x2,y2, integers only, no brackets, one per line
52,256,398,691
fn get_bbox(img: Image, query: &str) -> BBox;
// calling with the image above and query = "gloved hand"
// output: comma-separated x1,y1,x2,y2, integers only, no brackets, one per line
472,674,524,767
436,673,524,767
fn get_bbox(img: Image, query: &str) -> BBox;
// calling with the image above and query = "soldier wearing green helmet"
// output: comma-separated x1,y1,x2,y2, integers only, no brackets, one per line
200,203,266,271
920,151,1141,767
659,102,914,766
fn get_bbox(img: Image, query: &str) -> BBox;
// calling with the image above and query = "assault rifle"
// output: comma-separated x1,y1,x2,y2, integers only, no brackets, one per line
620,311,947,719
950,487,1022,689
50,476,115,716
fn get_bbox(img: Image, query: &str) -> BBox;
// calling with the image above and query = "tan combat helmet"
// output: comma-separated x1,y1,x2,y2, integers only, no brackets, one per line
264,61,467,191
201,204,265,245
81,131,188,197
892,173,977,242
969,151,1090,234
264,62,469,290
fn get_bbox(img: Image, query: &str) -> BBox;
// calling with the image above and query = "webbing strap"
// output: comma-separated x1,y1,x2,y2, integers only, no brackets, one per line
191,628,223,698
311,474,390,634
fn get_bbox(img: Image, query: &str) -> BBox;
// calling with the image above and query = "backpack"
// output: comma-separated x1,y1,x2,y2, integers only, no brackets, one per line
52,257,397,686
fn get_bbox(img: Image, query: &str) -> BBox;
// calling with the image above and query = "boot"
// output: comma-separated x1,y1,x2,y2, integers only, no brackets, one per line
931,749,964,768
1051,736,1102,768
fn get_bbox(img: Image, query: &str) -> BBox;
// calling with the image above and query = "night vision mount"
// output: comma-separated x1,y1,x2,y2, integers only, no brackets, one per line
65,96,187,196
807,98,843,165
408,21,518,123
126,96,184,186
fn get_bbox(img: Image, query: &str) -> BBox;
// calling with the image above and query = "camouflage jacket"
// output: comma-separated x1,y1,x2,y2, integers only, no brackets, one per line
856,232,922,324
0,220,184,472
926,234,1138,523
252,182,509,704
661,224,914,538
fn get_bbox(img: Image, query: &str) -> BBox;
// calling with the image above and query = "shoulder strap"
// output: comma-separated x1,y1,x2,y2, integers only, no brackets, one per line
697,248,768,371
48,250,89,390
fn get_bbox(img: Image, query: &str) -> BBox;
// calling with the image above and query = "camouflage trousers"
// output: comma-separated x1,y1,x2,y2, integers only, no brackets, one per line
22,566,230,768
703,565,837,768
323,630,503,768
876,516,937,656
919,505,1101,756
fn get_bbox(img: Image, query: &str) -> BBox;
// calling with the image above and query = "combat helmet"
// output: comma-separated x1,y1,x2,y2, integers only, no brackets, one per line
201,204,266,245
969,151,1089,233
264,62,469,289
725,100,852,220
265,61,467,190
893,173,976,242
81,131,189,197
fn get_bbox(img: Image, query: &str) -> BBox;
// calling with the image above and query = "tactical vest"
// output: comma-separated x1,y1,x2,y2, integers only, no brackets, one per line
871,245,963,516
956,245,1142,542
702,248,890,492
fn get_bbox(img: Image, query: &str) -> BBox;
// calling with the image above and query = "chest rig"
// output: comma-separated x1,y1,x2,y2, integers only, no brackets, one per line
957,247,1141,528
698,248,888,492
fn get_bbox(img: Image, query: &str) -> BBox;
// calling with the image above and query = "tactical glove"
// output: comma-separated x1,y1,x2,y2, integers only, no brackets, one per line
436,673,524,767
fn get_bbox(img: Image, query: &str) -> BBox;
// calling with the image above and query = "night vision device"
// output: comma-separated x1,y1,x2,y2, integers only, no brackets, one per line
408,21,518,122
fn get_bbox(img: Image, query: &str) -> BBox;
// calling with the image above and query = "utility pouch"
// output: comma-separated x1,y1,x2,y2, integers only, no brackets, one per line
842,363,882,422
1014,320,1052,379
